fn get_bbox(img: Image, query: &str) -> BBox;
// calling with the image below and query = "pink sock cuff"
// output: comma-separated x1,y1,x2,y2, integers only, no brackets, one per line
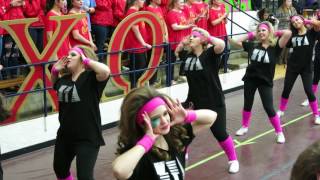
184,110,197,123
312,84,318,93
83,58,91,67
304,19,312,25
279,97,289,111
269,115,282,133
242,110,251,127
274,30,284,37
58,172,74,180
51,66,59,76
136,134,155,153
247,32,255,41
309,100,319,116
219,136,237,161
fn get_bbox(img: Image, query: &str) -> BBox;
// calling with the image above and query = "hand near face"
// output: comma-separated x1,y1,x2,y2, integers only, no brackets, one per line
53,56,68,71
165,98,187,126
142,112,160,139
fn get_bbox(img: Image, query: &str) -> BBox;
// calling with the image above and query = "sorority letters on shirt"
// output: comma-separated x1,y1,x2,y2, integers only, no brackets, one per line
153,157,185,180
184,57,204,71
250,49,270,63
57,84,81,103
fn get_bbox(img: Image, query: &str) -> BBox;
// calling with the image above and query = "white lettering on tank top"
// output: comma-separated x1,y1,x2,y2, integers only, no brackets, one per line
292,36,309,47
153,158,183,180
58,84,80,103
251,49,270,63
184,57,203,71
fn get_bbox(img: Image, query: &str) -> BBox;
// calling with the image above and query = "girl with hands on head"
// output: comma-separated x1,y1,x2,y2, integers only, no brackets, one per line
277,15,320,125
232,22,291,144
112,86,216,180
175,27,240,173
51,45,110,180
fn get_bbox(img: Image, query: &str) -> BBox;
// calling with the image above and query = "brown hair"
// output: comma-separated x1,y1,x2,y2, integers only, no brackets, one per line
290,141,320,180
116,86,190,160
280,0,293,13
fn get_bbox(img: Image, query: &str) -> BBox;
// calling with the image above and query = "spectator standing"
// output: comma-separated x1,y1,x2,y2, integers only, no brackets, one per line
45,0,71,60
90,0,113,62
276,0,297,64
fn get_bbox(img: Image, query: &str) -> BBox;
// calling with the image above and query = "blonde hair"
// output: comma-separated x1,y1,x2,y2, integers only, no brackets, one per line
255,21,277,47
60,45,98,76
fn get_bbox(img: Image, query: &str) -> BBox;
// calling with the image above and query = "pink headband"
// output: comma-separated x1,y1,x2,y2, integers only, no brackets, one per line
191,31,205,40
136,97,166,125
258,23,269,30
291,15,303,22
70,47,84,55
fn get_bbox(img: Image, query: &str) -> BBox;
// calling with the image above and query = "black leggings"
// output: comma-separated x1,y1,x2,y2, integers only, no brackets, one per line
193,102,228,142
313,55,320,85
129,52,148,88
53,139,100,180
281,70,315,102
243,80,276,117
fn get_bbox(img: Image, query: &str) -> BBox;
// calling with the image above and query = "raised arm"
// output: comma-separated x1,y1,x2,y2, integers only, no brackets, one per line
113,112,159,180
277,29,292,48
80,53,110,82
207,36,225,54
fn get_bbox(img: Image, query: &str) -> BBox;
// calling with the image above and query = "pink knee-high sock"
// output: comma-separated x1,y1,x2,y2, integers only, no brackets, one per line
312,84,318,94
242,110,251,128
218,136,237,161
58,172,73,180
309,100,319,116
269,115,282,133
279,97,289,111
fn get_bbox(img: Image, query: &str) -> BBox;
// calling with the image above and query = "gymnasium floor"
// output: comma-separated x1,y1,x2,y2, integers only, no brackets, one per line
2,75,320,180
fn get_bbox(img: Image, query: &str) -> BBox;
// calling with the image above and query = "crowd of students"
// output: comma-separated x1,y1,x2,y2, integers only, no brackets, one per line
0,0,231,86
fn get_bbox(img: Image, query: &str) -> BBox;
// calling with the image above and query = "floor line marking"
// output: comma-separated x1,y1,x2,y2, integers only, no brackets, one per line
186,112,313,171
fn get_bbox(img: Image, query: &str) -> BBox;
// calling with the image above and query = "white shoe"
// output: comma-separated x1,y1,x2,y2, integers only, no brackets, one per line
277,110,284,117
235,126,248,136
300,99,309,107
228,160,239,174
276,132,285,144
314,115,320,125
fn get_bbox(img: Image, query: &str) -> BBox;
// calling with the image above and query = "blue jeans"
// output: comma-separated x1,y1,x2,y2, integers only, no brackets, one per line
91,24,110,62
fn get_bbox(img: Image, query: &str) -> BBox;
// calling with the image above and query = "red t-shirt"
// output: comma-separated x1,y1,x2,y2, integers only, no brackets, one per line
208,4,227,39
124,8,148,53
193,2,208,30
166,10,188,50
44,10,70,59
69,12,90,47
145,5,165,44
182,4,196,35
160,0,169,18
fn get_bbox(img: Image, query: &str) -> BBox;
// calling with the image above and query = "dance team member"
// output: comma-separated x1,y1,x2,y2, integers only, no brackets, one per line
277,15,320,125
112,86,216,179
51,45,110,180
233,22,291,144
175,27,239,173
